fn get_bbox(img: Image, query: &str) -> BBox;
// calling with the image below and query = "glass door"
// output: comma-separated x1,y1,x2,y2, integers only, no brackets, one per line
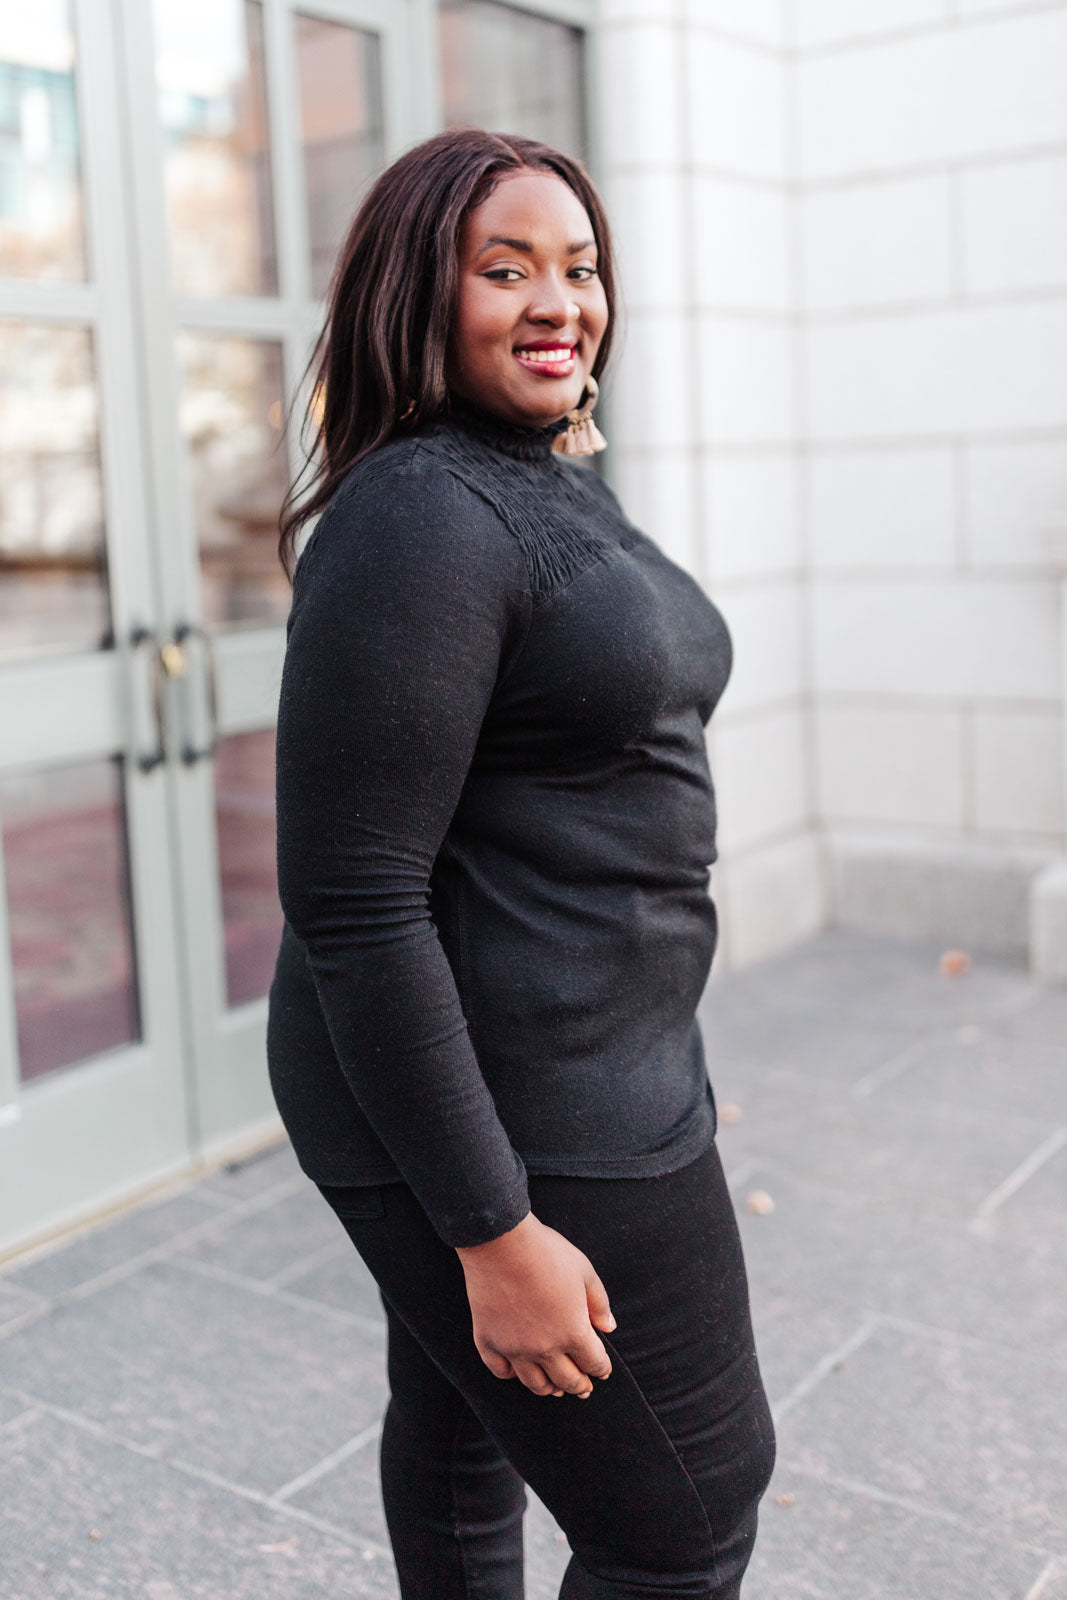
0,0,192,1251
0,0,425,1253
115,0,422,1158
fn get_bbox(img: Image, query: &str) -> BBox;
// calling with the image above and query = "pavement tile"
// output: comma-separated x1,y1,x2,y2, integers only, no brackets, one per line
712,1077,1046,1220
704,928,1039,1030
736,1166,1067,1361
280,1245,386,1324
702,1000,926,1096
0,1281,45,1334
875,1028,1067,1124
746,1465,1045,1600
194,1139,303,1201
971,1142,1067,1272
284,1431,388,1547
987,984,1067,1048
776,1321,1067,1556
0,1410,396,1600
0,1193,226,1302
0,1260,387,1496
0,1393,35,1428
177,1184,346,1284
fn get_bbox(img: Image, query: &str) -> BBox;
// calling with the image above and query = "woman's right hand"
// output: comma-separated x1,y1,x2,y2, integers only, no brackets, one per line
456,1212,616,1399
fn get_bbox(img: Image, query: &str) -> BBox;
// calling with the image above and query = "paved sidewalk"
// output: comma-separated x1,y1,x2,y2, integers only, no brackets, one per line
2,928,1065,1600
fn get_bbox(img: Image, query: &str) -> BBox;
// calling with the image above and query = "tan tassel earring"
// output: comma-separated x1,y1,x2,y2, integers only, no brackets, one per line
551,374,607,456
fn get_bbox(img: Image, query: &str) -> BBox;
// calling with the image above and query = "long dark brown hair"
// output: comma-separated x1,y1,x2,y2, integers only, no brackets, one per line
277,127,618,578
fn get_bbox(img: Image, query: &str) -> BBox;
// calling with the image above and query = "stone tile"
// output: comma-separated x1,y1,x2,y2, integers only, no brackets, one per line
285,1430,388,1548
736,1166,1067,1361
1,1193,224,1301
178,1186,345,1284
709,927,1039,1030
777,1321,1067,1555
0,1260,387,1496
713,1075,1046,1220
195,1139,303,1202
0,1281,45,1334
747,1463,1045,1600
875,1026,1067,1123
702,994,928,1095
989,984,1067,1049
0,1410,396,1599
972,1141,1067,1273
746,1286,867,1414
281,1246,386,1326
0,1392,35,1428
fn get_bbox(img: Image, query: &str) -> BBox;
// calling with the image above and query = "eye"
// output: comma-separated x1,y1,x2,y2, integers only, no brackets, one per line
571,266,598,280
483,267,524,281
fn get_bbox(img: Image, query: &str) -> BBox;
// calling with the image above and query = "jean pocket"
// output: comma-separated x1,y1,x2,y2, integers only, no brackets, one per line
317,1183,385,1221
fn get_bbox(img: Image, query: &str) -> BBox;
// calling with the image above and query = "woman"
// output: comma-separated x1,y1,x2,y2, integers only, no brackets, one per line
267,127,775,1599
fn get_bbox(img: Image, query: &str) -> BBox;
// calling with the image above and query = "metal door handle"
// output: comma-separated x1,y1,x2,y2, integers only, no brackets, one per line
128,625,166,773
168,622,219,765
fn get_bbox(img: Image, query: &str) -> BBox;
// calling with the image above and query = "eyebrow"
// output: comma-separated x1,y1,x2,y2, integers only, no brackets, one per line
475,235,596,257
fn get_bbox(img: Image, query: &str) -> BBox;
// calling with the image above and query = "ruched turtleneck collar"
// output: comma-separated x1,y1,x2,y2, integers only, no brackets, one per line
424,389,573,462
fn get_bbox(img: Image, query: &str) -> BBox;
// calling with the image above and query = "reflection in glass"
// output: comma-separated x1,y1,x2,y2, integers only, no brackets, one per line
439,0,586,156
0,759,140,1082
0,3,85,280
296,15,383,300
215,729,281,1008
0,322,110,660
154,0,277,296
177,333,290,627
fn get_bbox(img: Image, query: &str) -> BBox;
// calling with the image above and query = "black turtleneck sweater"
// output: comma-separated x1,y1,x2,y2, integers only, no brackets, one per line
267,394,734,1248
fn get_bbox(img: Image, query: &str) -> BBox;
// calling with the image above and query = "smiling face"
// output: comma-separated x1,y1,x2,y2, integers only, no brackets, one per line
446,169,610,429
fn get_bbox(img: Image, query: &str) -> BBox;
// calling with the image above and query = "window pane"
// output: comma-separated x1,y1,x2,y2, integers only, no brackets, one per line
215,729,281,1008
0,322,110,661
0,2,85,280
154,0,278,296
0,759,141,1082
177,333,290,627
296,15,384,301
439,0,586,157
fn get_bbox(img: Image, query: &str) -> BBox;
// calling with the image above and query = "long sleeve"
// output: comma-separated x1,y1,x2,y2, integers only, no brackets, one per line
274,448,533,1247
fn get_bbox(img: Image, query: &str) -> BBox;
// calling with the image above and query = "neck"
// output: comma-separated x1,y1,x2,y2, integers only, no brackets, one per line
430,389,572,462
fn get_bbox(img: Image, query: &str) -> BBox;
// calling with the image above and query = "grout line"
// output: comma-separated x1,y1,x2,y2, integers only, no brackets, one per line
972,1127,1067,1221
169,1255,386,1338
0,1173,310,1317
0,1404,40,1436
796,3,1067,62
266,1237,352,1291
1025,1558,1061,1600
1,1387,392,1559
850,1034,933,1100
271,1421,383,1505
771,1317,878,1423
777,1458,1056,1558
775,1457,976,1532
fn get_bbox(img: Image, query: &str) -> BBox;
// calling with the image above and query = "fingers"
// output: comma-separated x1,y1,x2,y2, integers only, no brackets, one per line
585,1270,617,1334
514,1354,592,1400
478,1345,516,1381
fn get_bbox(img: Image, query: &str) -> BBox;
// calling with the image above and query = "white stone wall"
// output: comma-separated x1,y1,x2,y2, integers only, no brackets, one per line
594,0,1067,968
595,0,826,970
796,0,1067,958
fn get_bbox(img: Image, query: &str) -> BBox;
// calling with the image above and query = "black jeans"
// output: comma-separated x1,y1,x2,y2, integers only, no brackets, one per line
318,1142,776,1599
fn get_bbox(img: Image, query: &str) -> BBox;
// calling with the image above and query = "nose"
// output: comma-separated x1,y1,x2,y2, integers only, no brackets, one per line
527,271,580,327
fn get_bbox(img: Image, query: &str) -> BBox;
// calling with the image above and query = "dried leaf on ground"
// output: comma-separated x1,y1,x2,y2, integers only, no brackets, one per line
746,1189,775,1215
938,948,972,978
